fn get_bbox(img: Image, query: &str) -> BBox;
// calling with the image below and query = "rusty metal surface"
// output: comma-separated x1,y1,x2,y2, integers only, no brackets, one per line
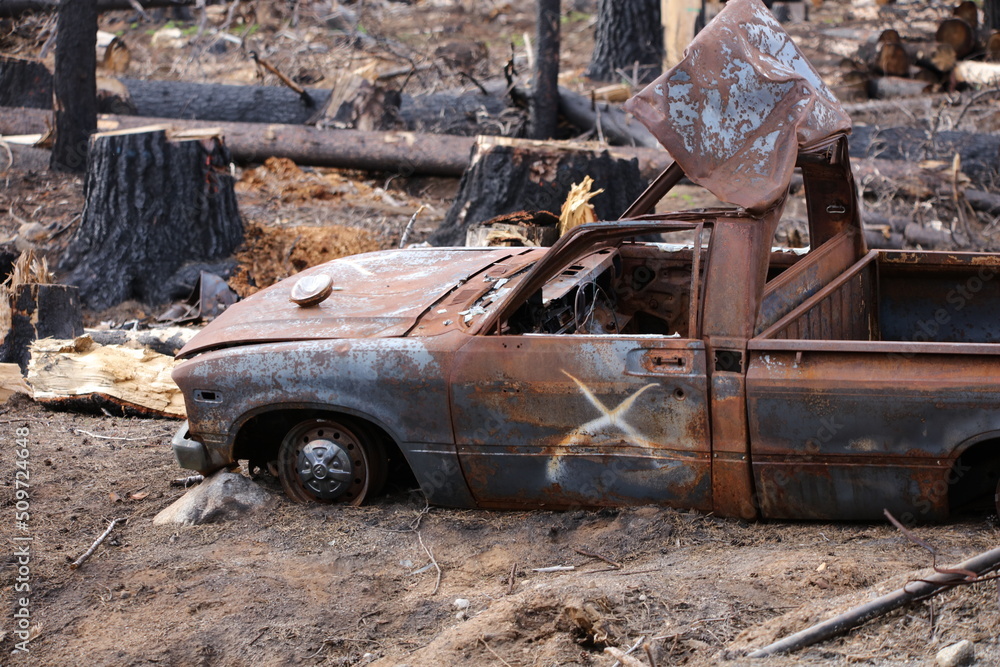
623,0,851,211
177,248,536,358
746,349,1000,520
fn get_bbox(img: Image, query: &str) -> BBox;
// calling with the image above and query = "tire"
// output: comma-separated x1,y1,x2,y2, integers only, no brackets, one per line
277,417,386,505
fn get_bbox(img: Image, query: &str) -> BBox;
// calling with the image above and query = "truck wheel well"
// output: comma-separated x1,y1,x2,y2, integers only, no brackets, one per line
232,409,416,494
949,440,1000,515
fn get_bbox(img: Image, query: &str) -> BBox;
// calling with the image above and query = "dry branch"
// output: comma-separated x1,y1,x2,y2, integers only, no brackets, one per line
746,544,1000,658
69,517,125,570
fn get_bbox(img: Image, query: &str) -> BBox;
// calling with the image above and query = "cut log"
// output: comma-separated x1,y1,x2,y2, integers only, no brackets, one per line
0,0,194,16
27,335,185,418
872,42,909,77
954,0,979,30
867,76,931,99
988,31,1000,61
936,17,976,59
953,59,1000,86
59,126,244,311
0,55,52,109
431,136,646,246
0,106,676,179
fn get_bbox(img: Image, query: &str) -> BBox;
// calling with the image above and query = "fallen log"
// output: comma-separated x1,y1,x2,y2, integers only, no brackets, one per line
746,544,1000,658
0,0,194,17
558,86,660,148
953,59,1000,87
0,106,674,179
121,78,332,125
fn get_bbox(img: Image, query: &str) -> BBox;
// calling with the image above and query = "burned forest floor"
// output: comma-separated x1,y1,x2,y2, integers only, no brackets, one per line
3,0,1000,665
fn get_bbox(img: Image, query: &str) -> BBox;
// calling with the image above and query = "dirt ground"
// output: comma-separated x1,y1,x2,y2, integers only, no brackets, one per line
3,0,1000,665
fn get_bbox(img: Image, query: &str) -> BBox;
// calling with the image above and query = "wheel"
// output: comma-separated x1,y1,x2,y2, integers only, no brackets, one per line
277,418,386,505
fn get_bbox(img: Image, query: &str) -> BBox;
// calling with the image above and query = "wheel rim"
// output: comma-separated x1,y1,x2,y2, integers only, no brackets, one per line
282,420,370,504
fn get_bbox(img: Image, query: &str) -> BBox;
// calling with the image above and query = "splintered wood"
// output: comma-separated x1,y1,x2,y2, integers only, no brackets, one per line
27,335,185,418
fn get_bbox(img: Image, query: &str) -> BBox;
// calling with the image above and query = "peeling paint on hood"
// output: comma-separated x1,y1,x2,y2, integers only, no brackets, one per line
623,0,851,211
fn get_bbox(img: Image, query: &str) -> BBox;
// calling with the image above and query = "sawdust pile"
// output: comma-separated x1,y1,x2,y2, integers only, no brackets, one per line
235,157,360,203
229,222,381,298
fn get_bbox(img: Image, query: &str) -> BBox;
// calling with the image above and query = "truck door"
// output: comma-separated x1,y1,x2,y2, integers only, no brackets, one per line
450,237,713,509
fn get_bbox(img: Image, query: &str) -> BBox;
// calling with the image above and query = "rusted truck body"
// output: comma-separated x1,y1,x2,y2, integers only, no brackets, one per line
171,0,1000,521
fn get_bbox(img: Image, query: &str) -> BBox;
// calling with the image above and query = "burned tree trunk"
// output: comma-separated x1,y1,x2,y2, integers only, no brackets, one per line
0,284,83,371
0,55,53,108
59,128,244,311
430,136,646,246
586,0,663,84
50,0,97,172
531,0,561,140
986,0,1000,32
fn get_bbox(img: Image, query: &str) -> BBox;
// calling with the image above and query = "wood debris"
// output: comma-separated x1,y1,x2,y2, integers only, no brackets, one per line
27,335,185,418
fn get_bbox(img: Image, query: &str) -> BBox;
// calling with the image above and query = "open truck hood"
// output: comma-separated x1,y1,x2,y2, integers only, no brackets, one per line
177,247,524,358
623,0,851,212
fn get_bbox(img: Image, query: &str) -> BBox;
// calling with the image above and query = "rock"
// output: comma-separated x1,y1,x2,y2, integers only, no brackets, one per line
936,640,975,667
153,471,275,525
453,598,470,610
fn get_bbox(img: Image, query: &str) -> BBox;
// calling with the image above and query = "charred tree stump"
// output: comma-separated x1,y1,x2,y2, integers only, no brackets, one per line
59,127,244,311
50,0,97,173
586,0,663,84
0,55,53,108
0,284,83,371
531,0,561,140
430,137,646,246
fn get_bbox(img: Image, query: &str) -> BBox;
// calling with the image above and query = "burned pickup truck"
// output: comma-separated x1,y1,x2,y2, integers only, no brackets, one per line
171,0,1000,522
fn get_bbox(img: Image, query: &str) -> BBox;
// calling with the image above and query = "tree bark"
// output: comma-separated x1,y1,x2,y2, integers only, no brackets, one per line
430,136,646,246
0,0,194,17
0,106,676,179
986,0,1000,31
586,0,663,84
531,0,560,140
0,55,52,108
50,0,97,173
59,128,244,310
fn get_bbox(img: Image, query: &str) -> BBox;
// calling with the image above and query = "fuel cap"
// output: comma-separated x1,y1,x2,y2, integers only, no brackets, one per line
290,274,334,307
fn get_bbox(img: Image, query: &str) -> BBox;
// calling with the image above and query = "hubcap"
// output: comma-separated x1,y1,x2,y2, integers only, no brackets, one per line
296,436,356,499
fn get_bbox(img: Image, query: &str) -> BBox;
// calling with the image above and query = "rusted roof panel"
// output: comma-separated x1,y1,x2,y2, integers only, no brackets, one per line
623,0,851,212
